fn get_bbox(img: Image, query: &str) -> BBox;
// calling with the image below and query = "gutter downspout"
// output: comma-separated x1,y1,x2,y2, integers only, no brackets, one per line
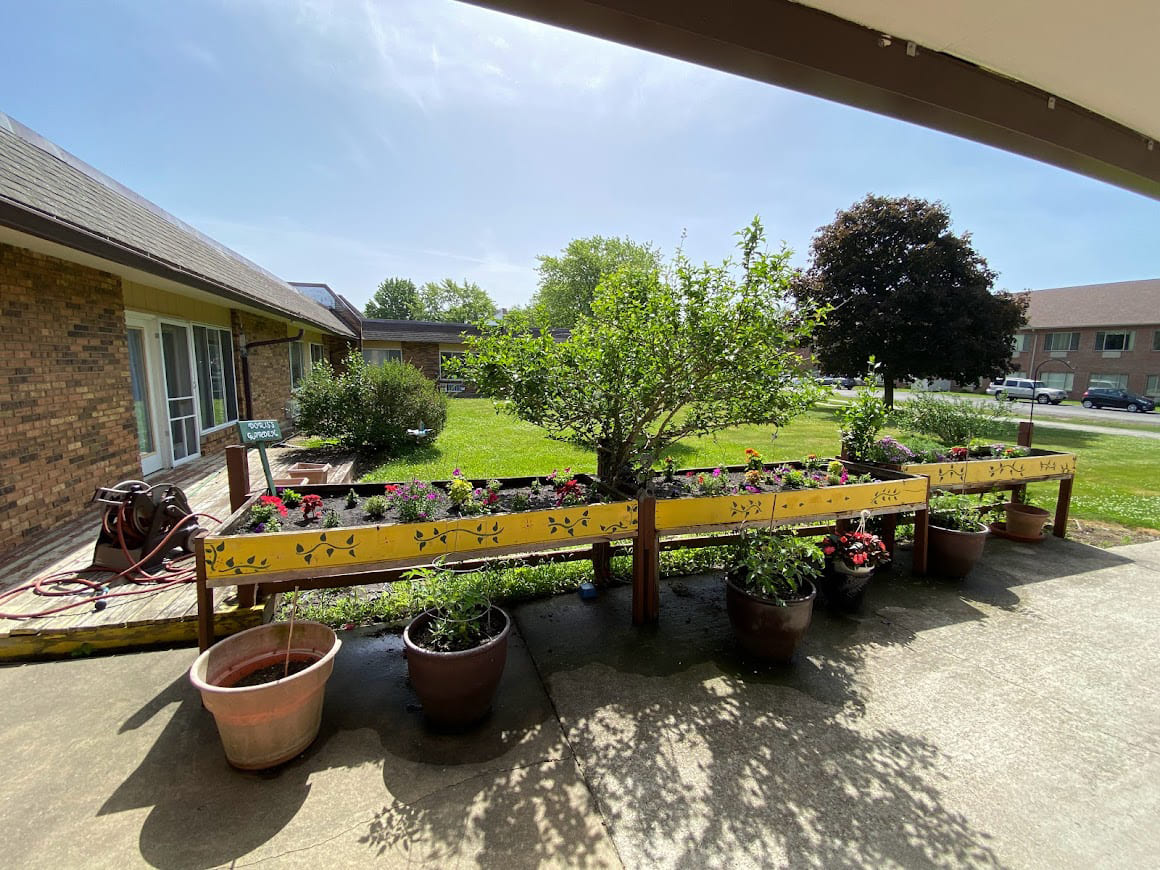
240,328,304,420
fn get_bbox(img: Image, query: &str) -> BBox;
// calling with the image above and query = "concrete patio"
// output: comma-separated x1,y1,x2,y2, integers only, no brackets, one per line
0,536,1156,868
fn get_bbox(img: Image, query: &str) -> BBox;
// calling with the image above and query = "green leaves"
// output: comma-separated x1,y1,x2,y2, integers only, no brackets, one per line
460,219,824,485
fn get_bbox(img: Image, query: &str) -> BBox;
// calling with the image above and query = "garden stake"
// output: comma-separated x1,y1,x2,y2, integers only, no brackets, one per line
284,586,300,678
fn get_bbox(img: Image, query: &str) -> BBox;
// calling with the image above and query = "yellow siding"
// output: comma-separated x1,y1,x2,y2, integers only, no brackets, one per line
122,281,231,326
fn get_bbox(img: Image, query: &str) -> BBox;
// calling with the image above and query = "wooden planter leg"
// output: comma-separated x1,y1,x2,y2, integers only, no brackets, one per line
1054,477,1074,539
912,508,929,576
591,541,612,585
881,513,898,560
194,531,214,650
632,496,659,625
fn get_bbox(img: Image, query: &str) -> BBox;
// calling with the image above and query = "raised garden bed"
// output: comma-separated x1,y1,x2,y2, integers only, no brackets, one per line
647,460,928,533
202,475,637,587
881,448,1076,490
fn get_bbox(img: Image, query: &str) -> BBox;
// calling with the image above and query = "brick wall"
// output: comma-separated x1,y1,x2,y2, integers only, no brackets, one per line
1012,325,1160,398
324,335,356,371
401,341,440,380
0,242,139,557
231,310,295,427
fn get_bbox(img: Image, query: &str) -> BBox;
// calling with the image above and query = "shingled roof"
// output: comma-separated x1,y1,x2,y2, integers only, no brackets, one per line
0,112,352,336
1024,279,1160,329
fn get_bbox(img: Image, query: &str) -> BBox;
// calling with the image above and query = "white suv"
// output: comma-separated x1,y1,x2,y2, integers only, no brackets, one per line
985,377,1066,404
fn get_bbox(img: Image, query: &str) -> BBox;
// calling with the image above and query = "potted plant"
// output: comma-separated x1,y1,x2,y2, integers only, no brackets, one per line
1003,500,1050,540
818,524,890,610
189,618,342,770
927,493,989,578
725,529,823,662
402,566,511,727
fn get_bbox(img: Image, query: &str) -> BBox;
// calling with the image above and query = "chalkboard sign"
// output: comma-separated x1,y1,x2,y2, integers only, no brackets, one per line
237,420,282,445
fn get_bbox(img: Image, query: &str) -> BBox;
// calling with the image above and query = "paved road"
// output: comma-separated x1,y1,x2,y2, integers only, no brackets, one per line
834,388,1160,434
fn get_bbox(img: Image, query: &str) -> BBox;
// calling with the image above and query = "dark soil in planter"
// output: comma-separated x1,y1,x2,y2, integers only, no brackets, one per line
648,461,878,501
226,657,317,688
238,475,617,535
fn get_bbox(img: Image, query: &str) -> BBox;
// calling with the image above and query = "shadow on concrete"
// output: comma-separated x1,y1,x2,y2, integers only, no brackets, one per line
517,575,1004,867
96,626,573,868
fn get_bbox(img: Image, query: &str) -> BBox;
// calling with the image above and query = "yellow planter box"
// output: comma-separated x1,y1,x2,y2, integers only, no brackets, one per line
895,449,1076,489
204,478,636,586
652,464,927,534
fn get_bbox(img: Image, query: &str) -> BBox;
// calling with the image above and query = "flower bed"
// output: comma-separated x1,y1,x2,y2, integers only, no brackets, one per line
647,455,927,533
862,438,1076,490
203,471,637,584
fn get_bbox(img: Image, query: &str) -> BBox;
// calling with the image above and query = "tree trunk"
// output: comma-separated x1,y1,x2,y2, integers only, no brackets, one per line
882,370,895,409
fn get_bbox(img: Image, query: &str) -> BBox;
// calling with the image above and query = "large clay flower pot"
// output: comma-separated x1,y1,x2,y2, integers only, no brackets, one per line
725,573,816,662
1004,502,1050,539
190,621,341,770
404,607,511,727
927,522,989,579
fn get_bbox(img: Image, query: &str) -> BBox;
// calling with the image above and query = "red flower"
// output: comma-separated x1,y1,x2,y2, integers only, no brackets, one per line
302,494,323,517
852,553,866,565
822,545,835,555
384,484,399,494
259,495,288,517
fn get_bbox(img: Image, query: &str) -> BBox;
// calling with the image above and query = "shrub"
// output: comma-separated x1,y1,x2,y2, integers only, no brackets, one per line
294,351,447,453
322,510,342,528
363,495,388,520
839,375,889,461
893,393,1011,447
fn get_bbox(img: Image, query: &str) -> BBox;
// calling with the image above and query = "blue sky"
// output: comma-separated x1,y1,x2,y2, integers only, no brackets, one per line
2,0,1157,311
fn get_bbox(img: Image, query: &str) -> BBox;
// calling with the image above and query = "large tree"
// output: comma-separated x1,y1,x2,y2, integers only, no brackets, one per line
364,276,419,319
414,278,498,324
531,235,662,328
460,219,823,488
795,195,1027,406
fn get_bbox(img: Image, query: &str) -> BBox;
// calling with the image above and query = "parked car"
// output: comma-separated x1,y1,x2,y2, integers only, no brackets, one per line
816,375,855,389
1080,388,1156,413
985,377,1066,404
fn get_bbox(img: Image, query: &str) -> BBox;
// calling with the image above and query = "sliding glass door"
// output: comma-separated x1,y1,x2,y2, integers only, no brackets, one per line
159,321,200,465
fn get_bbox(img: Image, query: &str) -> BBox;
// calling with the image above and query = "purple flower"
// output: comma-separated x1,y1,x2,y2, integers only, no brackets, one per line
745,485,759,493
253,523,266,533
712,468,722,477
426,492,438,500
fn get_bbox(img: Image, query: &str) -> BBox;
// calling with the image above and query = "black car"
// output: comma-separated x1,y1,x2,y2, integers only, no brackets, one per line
1080,388,1156,412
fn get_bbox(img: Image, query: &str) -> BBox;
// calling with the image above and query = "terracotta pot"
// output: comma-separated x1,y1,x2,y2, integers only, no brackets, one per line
288,462,332,485
927,522,989,579
404,607,511,727
725,573,816,662
190,621,340,770
1004,502,1050,539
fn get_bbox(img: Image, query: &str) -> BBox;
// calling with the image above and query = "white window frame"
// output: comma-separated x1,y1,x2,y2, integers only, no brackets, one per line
1146,375,1160,398
1012,333,1031,353
1094,331,1134,352
310,342,325,367
192,323,239,433
289,342,307,390
1039,371,1074,392
1042,331,1080,352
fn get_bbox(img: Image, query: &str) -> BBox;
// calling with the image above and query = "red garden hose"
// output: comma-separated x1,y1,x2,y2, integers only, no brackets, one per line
0,508,221,621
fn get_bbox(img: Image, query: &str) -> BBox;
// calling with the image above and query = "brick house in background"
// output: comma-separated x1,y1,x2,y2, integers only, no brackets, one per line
0,113,356,556
361,319,483,396
1009,279,1160,400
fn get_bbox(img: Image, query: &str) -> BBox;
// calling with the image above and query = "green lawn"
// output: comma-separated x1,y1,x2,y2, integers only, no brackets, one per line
359,399,1159,531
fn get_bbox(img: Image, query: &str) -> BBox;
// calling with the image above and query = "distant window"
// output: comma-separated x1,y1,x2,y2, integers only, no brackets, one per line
363,348,403,367
1152,330,1160,351
289,342,306,389
1090,373,1129,390
440,351,466,381
1039,372,1074,391
1042,332,1079,352
1146,375,1160,398
192,325,238,429
310,343,325,367
1094,331,1134,352
1012,333,1031,353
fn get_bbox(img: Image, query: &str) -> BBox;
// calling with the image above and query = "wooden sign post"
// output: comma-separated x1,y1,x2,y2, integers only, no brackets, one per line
236,419,283,495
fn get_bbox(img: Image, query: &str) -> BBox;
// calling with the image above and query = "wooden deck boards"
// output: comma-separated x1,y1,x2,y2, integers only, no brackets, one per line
0,445,356,659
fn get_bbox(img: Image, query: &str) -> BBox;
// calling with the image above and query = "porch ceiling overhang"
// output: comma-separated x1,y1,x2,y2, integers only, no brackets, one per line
462,0,1160,200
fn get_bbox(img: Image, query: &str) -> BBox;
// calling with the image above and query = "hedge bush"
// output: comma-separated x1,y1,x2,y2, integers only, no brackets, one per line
892,393,1011,447
294,351,447,452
